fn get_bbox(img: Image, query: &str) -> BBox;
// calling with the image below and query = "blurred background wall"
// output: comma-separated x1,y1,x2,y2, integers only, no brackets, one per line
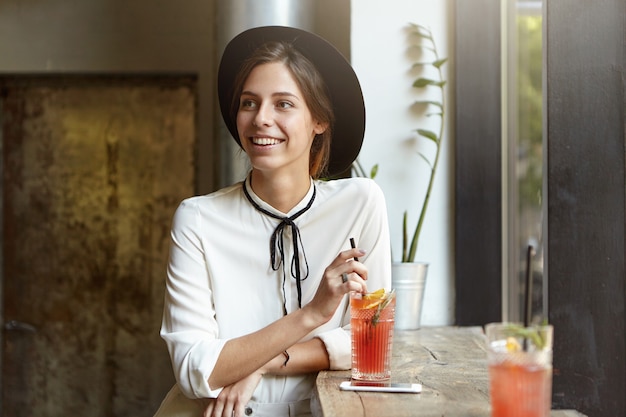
0,1,353,415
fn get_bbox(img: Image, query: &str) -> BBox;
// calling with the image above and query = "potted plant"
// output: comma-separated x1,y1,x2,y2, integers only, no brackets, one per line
395,23,447,329
355,23,447,329
401,22,447,263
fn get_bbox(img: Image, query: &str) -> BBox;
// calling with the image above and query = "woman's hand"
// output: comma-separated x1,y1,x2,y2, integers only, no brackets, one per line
304,247,368,324
201,371,263,417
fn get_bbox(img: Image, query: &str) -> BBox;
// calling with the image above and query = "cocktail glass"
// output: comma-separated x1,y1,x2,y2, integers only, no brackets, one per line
350,290,396,381
485,322,553,417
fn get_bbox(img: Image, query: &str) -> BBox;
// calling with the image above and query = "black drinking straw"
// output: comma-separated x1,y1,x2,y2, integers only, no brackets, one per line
340,238,359,324
350,238,359,261
523,244,535,350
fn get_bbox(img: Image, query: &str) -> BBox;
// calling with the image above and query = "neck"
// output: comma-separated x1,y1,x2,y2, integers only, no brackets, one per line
249,170,311,213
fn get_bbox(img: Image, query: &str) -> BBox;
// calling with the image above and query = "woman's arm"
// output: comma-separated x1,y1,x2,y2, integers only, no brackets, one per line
201,337,330,417
266,337,330,376
207,247,366,389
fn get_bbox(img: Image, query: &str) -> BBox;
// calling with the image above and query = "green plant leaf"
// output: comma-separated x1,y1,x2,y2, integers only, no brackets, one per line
433,58,448,68
351,159,378,180
408,24,433,40
369,164,379,179
402,211,408,262
417,129,438,143
412,59,448,70
413,78,440,88
411,31,432,40
414,100,443,110
417,152,433,169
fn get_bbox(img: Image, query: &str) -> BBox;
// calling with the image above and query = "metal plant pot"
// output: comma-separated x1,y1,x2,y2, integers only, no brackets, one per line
392,262,428,330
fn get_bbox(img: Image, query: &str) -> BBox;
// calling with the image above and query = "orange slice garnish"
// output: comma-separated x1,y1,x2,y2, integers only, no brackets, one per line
363,288,385,300
362,288,386,309
505,337,521,352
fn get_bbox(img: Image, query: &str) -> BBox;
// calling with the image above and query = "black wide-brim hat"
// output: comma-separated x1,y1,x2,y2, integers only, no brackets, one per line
218,25,365,177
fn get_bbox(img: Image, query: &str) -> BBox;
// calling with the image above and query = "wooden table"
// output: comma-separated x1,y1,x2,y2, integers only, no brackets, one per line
311,326,586,417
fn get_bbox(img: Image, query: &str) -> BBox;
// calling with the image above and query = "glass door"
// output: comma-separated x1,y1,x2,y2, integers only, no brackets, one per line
502,0,545,323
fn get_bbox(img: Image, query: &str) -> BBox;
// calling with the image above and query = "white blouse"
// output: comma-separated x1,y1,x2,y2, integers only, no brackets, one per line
160,176,392,412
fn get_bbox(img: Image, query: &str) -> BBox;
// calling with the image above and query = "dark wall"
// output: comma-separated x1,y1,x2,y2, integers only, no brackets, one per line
545,1,626,415
0,0,352,194
0,3,353,416
455,0,626,414
0,0,217,194
454,0,502,326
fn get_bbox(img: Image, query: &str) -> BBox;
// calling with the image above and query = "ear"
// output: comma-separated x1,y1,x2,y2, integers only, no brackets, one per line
313,121,328,135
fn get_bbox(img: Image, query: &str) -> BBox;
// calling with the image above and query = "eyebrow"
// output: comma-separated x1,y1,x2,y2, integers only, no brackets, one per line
240,91,301,101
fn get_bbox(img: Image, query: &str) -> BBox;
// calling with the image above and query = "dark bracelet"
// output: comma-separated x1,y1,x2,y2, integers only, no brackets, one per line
282,350,290,367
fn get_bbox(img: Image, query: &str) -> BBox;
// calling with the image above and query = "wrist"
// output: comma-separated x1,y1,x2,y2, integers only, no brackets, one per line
298,304,328,330
262,352,285,375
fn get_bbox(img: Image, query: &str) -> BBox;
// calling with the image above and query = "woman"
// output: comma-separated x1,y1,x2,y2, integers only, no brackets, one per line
155,26,391,417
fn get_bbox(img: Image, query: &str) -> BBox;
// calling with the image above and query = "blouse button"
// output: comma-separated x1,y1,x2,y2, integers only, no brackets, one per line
244,406,253,415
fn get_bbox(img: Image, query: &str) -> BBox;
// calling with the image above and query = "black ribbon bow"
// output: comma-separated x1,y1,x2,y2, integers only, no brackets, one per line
242,180,316,312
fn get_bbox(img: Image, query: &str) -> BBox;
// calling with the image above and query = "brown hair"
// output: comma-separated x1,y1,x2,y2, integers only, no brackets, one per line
230,41,335,179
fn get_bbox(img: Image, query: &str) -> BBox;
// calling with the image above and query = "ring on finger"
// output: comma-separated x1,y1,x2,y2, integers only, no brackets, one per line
341,272,349,283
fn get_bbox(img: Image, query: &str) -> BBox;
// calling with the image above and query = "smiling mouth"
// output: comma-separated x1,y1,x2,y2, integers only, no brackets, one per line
251,137,283,146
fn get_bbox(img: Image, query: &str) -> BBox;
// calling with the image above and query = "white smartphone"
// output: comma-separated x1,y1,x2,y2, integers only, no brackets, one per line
339,380,422,394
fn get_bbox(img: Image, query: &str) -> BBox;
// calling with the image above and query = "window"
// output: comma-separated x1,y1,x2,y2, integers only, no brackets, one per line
502,0,544,323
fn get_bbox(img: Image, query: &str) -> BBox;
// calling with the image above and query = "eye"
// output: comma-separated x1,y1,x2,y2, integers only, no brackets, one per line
277,100,294,109
240,98,257,110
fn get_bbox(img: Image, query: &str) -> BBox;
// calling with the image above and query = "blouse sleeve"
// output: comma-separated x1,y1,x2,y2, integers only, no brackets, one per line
160,199,226,399
317,179,393,370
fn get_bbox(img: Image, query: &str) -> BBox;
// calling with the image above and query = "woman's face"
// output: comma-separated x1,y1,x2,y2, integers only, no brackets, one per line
236,62,327,177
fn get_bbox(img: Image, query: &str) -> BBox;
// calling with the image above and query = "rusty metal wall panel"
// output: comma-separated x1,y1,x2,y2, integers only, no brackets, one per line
1,77,195,417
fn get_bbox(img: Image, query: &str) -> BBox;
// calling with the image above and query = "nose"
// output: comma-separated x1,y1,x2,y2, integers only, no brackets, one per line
253,103,273,127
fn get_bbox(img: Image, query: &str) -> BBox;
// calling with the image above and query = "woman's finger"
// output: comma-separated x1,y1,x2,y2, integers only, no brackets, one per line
333,259,368,283
340,271,368,293
209,400,223,417
233,403,246,417
219,396,236,417
202,400,213,417
326,248,366,270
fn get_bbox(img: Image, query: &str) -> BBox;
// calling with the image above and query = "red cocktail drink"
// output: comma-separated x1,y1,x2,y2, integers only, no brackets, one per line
486,323,553,417
489,359,552,417
351,290,395,381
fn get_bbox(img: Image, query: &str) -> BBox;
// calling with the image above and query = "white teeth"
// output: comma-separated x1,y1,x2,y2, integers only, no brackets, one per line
252,137,281,145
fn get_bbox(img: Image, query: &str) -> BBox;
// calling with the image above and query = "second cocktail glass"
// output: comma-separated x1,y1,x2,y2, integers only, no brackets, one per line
485,322,553,417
